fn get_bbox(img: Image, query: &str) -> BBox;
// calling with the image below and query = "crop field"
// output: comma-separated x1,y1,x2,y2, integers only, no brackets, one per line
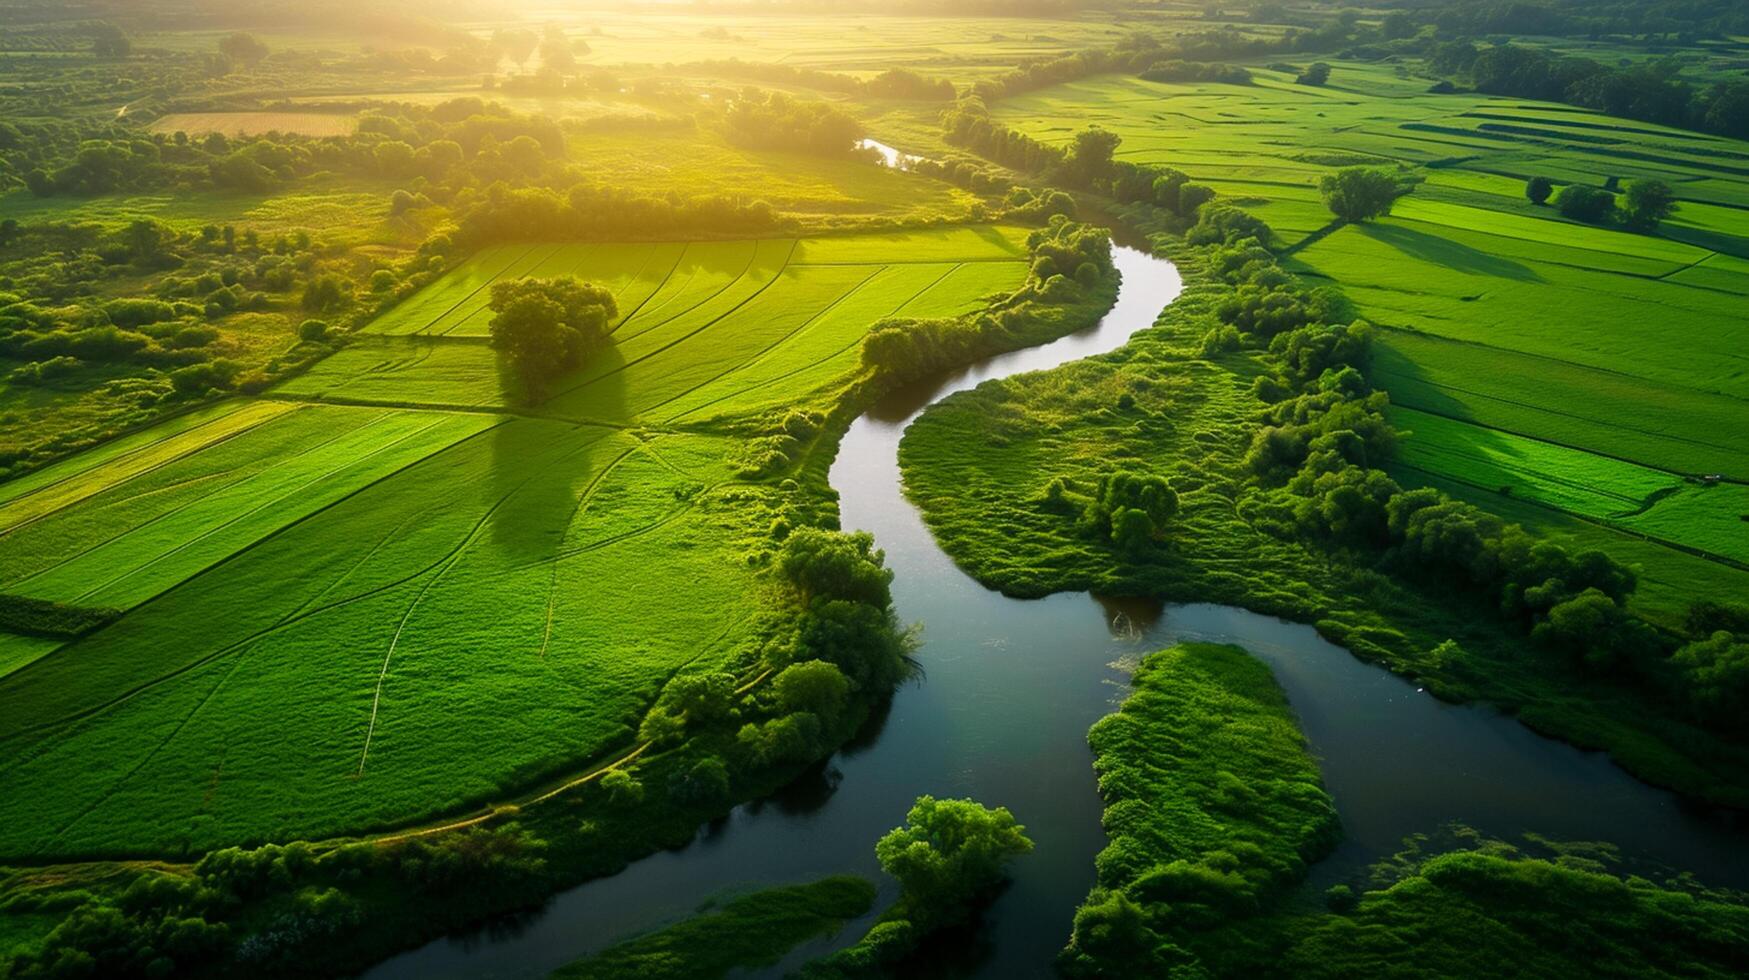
309,227,1030,423
147,111,358,137
993,63,1749,593
0,224,1029,859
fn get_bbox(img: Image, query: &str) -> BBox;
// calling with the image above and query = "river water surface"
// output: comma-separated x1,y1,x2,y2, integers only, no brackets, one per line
367,243,1749,980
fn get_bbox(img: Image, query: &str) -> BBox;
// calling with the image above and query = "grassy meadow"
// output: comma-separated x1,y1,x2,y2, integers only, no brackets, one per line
993,61,1749,594
0,224,1029,858
298,228,1029,423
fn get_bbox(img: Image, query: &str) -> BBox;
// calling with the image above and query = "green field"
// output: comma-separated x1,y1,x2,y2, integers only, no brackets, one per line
0,225,1027,859
992,62,1749,598
304,228,1029,423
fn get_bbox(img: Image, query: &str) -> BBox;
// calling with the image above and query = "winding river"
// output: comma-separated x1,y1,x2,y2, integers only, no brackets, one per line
367,242,1749,980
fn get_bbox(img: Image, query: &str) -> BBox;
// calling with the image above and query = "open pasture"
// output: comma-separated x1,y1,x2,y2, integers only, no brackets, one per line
993,64,1749,598
0,404,497,610
315,227,1030,423
0,223,1031,858
0,418,768,857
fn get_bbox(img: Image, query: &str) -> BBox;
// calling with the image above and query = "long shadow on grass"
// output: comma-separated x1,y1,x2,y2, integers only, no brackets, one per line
1360,222,1543,282
485,344,628,559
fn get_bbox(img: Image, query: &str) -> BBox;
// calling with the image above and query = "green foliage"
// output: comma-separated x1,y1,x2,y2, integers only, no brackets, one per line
874,796,1034,928
0,594,120,639
1525,175,1553,205
598,769,645,808
725,90,864,157
773,660,851,723
1553,184,1616,223
774,528,894,608
485,277,618,398
1283,849,1749,979
1318,167,1403,223
1672,631,1749,730
1081,470,1179,553
553,876,876,980
1298,62,1332,86
1621,179,1678,231
1060,643,1338,977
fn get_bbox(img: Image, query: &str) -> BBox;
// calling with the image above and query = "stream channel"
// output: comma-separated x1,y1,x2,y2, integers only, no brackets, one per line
368,239,1749,979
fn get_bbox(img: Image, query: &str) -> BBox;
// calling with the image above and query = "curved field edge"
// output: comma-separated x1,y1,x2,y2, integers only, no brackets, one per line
896,230,1749,808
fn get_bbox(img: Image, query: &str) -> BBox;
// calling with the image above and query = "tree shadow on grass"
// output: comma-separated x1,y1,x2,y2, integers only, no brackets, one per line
1359,222,1544,282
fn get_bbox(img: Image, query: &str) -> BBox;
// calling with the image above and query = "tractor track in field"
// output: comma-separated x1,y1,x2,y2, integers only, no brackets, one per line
64,413,453,608
663,262,966,424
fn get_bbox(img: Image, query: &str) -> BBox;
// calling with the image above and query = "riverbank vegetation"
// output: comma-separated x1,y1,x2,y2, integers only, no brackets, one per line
7,0,1749,975
551,876,876,980
1056,642,1749,977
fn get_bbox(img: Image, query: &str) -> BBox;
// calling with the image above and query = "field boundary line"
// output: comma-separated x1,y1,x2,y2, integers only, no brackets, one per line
611,240,762,343
545,240,800,406
69,412,455,605
638,264,886,422
1371,323,1749,405
598,242,686,335
0,399,271,513
419,243,544,336
1380,375,1749,481
0,402,298,538
665,262,966,424
350,431,638,775
1395,462,1749,571
0,416,515,706
535,441,643,659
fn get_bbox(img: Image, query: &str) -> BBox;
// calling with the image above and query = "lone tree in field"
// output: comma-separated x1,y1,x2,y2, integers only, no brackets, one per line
487,277,618,400
875,796,1033,927
1297,62,1332,86
1525,176,1553,205
218,32,270,70
1621,179,1678,231
1319,167,1403,223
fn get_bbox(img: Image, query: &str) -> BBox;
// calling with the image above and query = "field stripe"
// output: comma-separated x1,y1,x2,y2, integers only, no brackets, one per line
0,401,297,534
356,438,642,775
662,262,963,423
545,240,800,406
70,413,468,608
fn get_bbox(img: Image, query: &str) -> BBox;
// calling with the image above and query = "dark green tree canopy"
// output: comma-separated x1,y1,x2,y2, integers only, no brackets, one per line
1620,179,1677,231
1552,184,1616,224
486,277,618,398
875,796,1033,926
1318,167,1403,223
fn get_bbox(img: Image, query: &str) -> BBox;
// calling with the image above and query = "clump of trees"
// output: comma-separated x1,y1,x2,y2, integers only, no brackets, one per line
485,277,618,399
1319,167,1406,223
1297,62,1333,86
1553,184,1617,223
860,216,1114,385
1621,179,1678,231
940,101,1215,220
725,90,865,157
1079,470,1179,554
1139,60,1252,85
803,796,1033,976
